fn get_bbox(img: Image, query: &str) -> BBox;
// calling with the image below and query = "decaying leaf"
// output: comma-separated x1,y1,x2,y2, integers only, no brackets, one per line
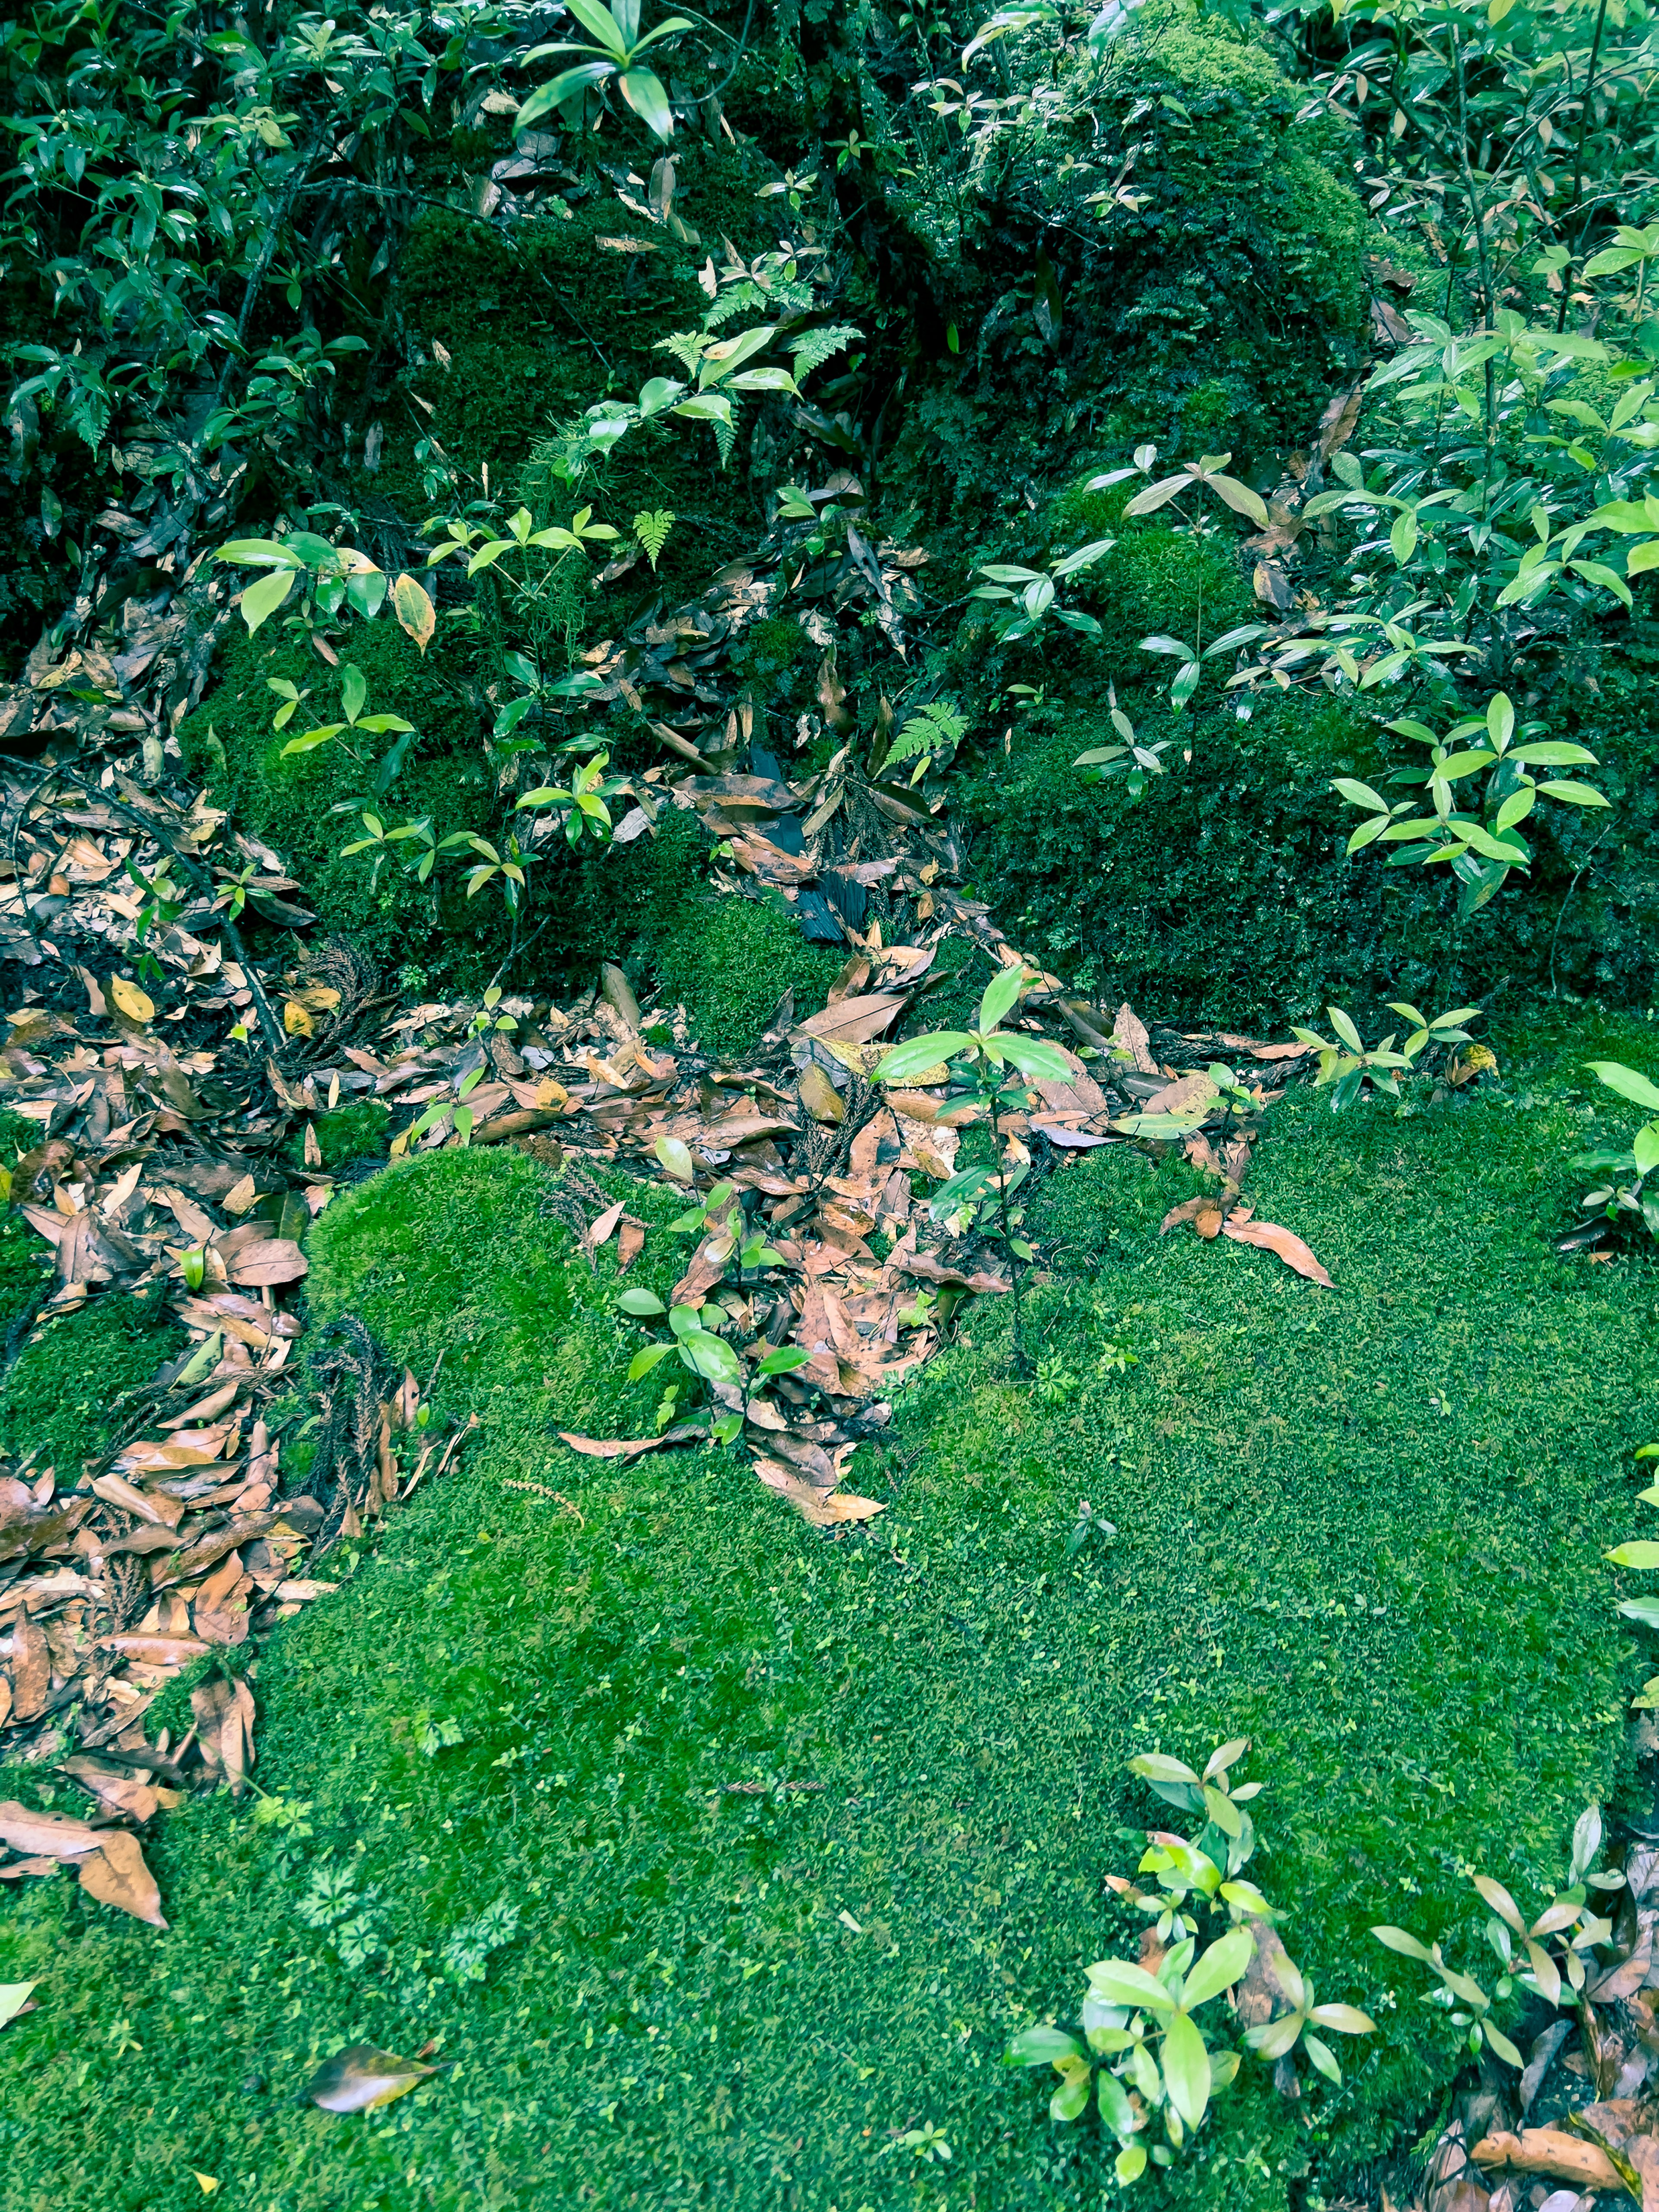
754,1459,885,1526
1219,1214,1333,1288
77,1830,167,1928
557,1426,707,1461
302,2042,440,2114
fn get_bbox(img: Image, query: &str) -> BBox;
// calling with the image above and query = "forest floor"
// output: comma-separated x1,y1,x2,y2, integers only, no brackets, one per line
2,1008,1656,2211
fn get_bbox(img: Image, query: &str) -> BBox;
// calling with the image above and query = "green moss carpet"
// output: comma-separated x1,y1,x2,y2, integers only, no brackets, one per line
2,1020,1656,2211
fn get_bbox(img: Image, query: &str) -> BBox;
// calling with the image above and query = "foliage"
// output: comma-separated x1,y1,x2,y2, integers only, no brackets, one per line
1372,1804,1623,2068
1571,1058,1659,1243
878,960,1074,1367
513,0,696,145
1291,1002,1481,1109
970,537,1115,644
1333,689,1611,918
1007,1743,1374,2184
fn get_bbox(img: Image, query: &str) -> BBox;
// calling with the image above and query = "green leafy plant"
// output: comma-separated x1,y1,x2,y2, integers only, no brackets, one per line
1291,1004,1481,1111
441,1897,521,1986
1333,691,1610,917
513,0,695,144
1007,1743,1374,2183
884,698,968,783
1074,701,1180,798
970,539,1114,644
876,964,1072,1369
274,663,414,766
1373,1804,1622,2065
1569,1062,1659,1243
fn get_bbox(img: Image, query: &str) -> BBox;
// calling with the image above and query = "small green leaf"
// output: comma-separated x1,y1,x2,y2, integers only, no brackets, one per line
1004,2023,1087,2068
877,1033,973,1082
617,1288,666,1316
979,964,1026,1033
627,1342,675,1382
757,1345,813,1376
655,1135,697,1182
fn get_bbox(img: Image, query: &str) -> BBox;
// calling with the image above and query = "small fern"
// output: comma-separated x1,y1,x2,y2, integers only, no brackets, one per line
788,322,861,379
885,697,968,771
633,509,676,569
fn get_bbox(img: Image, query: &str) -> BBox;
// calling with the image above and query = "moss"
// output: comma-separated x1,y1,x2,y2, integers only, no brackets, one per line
0,1025,1653,2208
0,1210,48,1333
649,890,848,1055
287,1097,391,1172
0,1290,184,1473
956,671,1659,1022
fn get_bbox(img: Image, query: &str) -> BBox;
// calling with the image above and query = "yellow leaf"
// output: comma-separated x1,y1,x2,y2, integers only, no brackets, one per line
283,999,315,1037
391,572,436,656
192,2177,220,2196
109,977,155,1024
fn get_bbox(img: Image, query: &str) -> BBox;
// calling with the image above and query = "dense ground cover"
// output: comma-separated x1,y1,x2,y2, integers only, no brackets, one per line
2,1014,1655,2211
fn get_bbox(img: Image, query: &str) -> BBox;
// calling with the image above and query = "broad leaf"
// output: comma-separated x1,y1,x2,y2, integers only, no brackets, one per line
238,565,297,633
1160,2009,1211,2129
1588,1062,1659,1112
1182,1927,1253,2009
617,65,674,139
1086,1958,1176,2011
877,1033,972,1082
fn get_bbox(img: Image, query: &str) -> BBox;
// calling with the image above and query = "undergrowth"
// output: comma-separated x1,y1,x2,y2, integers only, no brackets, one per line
1,1019,1655,2209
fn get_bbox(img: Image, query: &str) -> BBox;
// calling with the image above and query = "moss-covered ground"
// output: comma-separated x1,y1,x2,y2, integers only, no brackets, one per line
2,1017,1657,2211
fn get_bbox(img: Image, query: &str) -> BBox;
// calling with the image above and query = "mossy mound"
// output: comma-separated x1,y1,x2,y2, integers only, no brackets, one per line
957,674,1659,1024
0,1290,184,1474
647,890,848,1057
880,0,1370,531
0,1026,1653,2207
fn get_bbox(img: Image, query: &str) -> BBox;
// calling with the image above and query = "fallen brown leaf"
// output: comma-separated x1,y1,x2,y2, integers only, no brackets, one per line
556,1425,706,1461
0,1801,103,1857
78,1830,166,1928
754,1459,885,1525
1220,1215,1333,1287
1471,2128,1622,2191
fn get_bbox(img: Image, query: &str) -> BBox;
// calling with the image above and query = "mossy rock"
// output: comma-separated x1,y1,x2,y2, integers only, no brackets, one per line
881,0,1371,526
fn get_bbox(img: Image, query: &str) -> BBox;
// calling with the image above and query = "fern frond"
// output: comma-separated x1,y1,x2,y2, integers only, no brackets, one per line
633,509,676,569
788,322,862,380
885,698,968,766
